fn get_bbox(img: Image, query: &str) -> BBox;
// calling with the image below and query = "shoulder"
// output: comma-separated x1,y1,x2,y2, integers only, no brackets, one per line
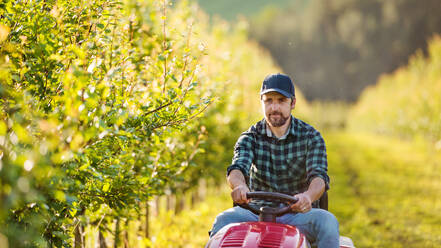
293,117,320,134
293,117,324,141
236,119,265,145
241,119,266,138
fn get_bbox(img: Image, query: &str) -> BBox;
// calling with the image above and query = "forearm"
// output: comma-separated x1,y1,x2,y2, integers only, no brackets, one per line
304,177,325,202
227,169,248,190
228,169,250,203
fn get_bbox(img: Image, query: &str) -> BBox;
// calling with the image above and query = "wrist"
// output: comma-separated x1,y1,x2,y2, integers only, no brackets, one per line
234,184,248,190
301,192,312,203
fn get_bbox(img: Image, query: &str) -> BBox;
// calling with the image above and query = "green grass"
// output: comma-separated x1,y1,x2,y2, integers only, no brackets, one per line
326,131,441,247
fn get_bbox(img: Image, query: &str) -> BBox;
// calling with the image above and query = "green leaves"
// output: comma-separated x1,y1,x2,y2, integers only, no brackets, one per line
102,183,110,193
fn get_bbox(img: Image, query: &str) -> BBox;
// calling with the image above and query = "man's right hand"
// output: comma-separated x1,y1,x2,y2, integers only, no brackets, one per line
231,184,250,204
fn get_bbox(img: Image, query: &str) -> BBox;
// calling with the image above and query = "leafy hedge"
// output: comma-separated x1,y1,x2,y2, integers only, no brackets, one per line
0,0,297,246
349,36,441,144
0,0,213,246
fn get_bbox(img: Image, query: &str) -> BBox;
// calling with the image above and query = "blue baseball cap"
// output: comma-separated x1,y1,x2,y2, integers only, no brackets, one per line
260,73,295,98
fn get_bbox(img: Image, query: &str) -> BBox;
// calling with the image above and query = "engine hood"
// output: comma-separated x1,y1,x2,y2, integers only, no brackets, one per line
206,222,309,248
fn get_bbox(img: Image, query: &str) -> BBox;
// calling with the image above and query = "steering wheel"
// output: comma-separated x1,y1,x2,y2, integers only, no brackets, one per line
238,191,298,222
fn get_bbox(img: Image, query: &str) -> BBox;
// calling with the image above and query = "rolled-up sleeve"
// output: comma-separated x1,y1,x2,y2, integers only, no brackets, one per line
306,131,330,190
226,134,254,179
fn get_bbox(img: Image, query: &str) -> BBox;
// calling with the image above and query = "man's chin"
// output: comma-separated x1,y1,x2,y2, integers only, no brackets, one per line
268,117,287,127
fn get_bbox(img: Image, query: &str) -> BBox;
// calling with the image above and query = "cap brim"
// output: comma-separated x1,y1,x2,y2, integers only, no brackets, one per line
260,88,293,98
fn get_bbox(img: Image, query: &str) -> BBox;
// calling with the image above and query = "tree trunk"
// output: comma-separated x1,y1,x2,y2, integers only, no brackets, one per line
74,221,84,248
114,218,120,248
145,202,149,239
191,189,199,208
174,191,185,214
99,229,107,248
199,178,207,202
166,194,174,211
138,202,143,235
154,196,160,216
124,219,129,248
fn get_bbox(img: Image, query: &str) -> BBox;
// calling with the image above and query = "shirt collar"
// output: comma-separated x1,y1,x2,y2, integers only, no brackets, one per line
264,115,295,140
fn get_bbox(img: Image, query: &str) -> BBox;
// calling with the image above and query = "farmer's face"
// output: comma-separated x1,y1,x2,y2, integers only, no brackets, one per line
261,92,296,127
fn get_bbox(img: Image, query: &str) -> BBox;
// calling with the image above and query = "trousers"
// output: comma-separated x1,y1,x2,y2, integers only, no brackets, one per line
209,206,340,248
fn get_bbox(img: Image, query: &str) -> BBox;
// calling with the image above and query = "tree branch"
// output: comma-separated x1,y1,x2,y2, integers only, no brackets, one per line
143,101,172,116
151,99,212,131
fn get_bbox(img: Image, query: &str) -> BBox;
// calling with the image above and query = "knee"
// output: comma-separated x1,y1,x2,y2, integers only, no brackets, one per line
210,212,228,237
212,214,224,228
213,208,234,225
211,208,239,230
210,208,243,237
316,210,339,232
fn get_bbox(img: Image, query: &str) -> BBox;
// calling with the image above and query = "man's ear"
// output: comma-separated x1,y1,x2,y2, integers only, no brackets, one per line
291,97,296,109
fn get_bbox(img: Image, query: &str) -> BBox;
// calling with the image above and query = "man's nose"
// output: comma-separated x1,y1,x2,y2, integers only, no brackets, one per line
270,102,279,111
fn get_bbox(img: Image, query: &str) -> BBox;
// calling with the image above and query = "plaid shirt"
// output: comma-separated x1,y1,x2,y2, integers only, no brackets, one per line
227,116,329,207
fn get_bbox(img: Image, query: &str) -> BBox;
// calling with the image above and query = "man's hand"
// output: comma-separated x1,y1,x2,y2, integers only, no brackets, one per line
290,193,312,213
228,170,250,204
290,178,325,213
231,184,250,204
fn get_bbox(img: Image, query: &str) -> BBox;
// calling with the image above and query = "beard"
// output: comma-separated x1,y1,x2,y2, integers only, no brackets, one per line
267,111,290,127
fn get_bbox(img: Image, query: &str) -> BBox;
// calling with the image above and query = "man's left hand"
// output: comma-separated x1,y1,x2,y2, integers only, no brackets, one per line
290,193,312,213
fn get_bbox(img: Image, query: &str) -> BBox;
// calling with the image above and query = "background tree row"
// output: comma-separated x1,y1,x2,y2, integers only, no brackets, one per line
249,0,441,101
349,36,441,144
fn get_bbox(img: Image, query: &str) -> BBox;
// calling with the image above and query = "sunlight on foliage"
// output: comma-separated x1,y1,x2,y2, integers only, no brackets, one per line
0,0,297,246
349,36,441,144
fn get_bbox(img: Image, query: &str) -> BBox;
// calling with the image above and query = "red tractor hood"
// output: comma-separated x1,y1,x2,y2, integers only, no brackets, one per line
205,222,309,248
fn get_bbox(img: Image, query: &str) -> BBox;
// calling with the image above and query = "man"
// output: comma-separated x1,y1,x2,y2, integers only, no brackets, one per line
209,73,340,248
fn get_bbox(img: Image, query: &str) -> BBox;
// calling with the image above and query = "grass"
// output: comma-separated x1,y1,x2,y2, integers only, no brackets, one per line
326,131,441,247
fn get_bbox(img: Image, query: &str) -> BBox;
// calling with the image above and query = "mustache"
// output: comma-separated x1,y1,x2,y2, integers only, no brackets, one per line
269,111,283,116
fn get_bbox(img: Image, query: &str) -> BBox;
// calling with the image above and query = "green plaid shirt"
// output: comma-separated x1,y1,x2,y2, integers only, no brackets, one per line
227,116,329,207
